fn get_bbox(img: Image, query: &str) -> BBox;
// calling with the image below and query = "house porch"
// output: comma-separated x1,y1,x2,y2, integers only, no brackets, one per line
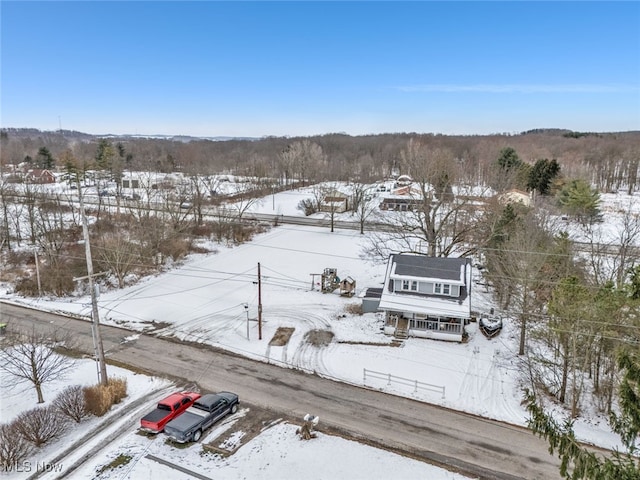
384,311,464,342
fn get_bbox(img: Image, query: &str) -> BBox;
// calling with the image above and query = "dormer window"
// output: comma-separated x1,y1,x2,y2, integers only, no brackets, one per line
435,283,451,296
401,280,418,291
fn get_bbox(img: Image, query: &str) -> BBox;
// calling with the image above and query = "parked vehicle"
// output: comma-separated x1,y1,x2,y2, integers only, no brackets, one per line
140,391,202,434
164,392,239,443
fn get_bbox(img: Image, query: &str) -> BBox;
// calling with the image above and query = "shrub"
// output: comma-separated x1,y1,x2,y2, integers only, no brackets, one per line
83,384,111,417
108,377,128,404
344,303,363,315
13,405,69,447
83,377,128,416
0,422,33,470
297,198,317,216
53,385,88,423
158,237,191,261
14,262,76,296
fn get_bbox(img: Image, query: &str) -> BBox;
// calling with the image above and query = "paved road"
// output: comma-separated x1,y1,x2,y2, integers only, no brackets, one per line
1,301,562,480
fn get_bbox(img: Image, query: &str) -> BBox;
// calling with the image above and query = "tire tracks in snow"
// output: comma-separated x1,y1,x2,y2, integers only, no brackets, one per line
30,384,176,480
262,307,333,376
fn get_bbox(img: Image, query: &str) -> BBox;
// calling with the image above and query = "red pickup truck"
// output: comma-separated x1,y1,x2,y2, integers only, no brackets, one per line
140,391,201,433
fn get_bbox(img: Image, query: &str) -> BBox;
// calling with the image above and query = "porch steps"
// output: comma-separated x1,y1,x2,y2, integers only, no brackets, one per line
392,318,409,346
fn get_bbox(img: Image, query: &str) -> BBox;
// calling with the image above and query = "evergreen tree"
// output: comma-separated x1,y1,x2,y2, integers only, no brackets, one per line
59,150,79,185
557,179,601,223
490,203,519,247
526,386,640,479
627,265,640,300
497,147,523,173
528,158,561,195
35,147,55,169
95,139,115,171
610,349,640,454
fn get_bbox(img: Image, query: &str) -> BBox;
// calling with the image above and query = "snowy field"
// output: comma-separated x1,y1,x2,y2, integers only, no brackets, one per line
2,184,638,478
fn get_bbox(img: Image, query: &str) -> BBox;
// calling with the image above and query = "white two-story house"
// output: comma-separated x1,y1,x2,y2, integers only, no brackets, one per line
378,253,472,342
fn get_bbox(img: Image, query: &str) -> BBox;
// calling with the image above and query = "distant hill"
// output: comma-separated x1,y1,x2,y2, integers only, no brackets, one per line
1,128,259,143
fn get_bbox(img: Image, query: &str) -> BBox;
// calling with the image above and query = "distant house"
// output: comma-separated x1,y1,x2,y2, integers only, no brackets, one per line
379,196,422,211
395,175,413,187
121,177,141,189
498,189,531,207
378,253,472,342
320,189,349,213
25,169,56,184
379,184,426,211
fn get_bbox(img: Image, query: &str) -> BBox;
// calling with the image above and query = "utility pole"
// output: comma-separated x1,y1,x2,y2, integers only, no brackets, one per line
77,179,109,385
34,249,42,297
244,304,249,340
258,262,263,340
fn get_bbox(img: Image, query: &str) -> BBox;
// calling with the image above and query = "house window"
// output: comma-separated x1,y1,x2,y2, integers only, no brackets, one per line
402,280,410,290
435,283,451,295
411,281,418,291
434,283,441,294
443,284,450,295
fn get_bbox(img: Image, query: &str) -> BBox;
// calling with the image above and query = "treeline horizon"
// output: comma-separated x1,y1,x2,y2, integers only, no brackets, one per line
2,127,639,193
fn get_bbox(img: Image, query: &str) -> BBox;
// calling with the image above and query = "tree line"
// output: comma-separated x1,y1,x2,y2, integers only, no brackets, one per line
2,128,639,192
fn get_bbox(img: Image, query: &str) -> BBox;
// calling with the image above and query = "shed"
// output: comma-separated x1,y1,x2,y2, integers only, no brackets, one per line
361,287,382,313
339,276,356,297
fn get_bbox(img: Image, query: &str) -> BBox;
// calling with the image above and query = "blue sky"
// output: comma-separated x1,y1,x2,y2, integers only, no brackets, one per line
2,1,639,137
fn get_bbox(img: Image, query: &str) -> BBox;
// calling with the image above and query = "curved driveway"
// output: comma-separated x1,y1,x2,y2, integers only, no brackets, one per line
1,302,562,479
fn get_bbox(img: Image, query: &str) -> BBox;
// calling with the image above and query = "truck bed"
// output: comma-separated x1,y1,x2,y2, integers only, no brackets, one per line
141,409,169,425
164,407,207,432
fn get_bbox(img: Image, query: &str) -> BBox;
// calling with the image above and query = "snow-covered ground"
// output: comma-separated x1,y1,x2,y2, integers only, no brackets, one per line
1,357,469,480
2,184,639,478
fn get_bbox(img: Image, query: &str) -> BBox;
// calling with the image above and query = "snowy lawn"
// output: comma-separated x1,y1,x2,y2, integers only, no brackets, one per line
4,186,639,466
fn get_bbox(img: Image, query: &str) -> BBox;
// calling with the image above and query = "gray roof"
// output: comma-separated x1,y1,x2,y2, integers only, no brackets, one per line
391,254,469,281
364,287,383,298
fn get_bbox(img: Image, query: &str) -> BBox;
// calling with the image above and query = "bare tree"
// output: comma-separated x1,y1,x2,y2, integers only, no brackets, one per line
319,183,347,233
224,178,263,221
486,212,554,355
0,181,20,249
185,173,222,226
0,327,76,404
22,182,41,245
609,202,640,288
351,182,378,234
367,139,489,259
279,140,326,186
0,423,33,470
94,232,140,288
